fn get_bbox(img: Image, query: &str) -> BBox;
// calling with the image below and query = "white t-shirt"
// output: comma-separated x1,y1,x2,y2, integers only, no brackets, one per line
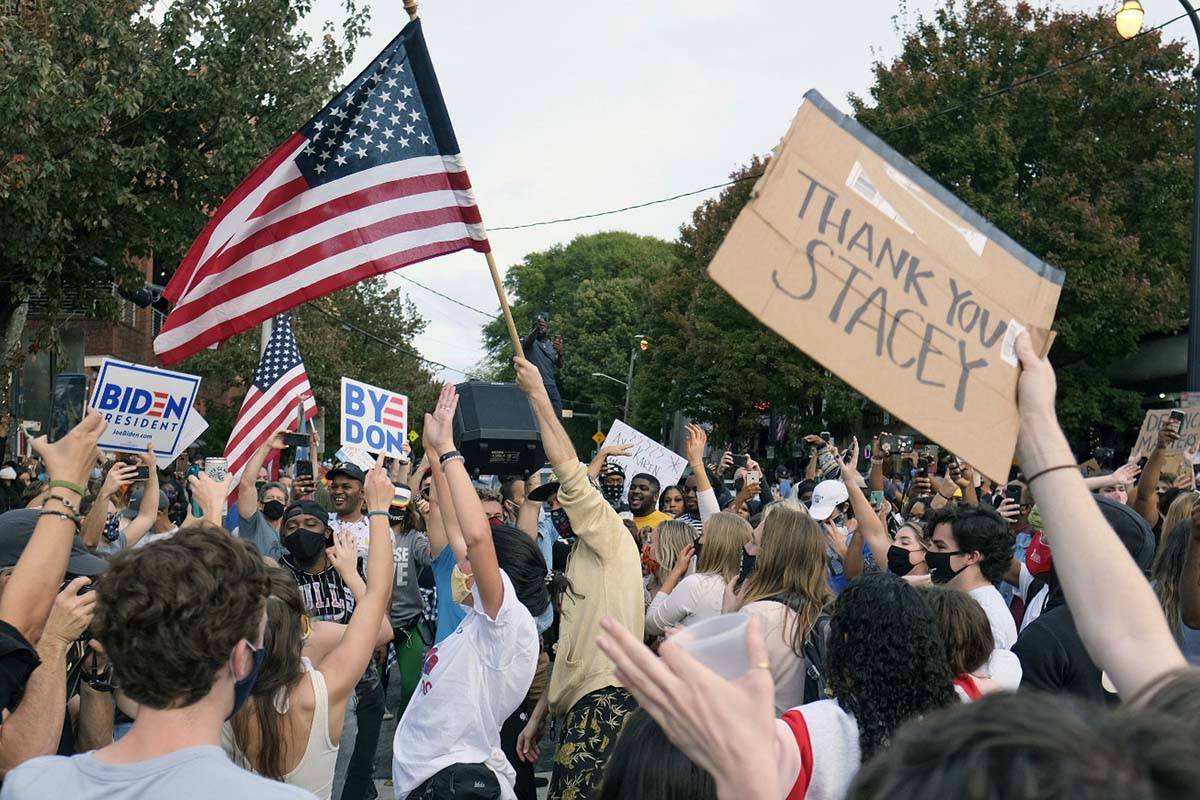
969,584,1018,650
135,526,179,549
775,699,860,800
644,573,725,636
391,570,538,799
1015,563,1050,633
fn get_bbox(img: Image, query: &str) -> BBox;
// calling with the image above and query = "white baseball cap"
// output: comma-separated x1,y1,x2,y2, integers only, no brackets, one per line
808,479,849,521
0,467,15,480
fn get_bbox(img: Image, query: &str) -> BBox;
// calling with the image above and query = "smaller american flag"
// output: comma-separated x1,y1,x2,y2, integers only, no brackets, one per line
146,392,171,419
381,395,407,429
224,313,317,498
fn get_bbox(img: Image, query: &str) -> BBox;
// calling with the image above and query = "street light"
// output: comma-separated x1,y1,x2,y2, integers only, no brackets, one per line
1117,0,1200,393
623,334,649,422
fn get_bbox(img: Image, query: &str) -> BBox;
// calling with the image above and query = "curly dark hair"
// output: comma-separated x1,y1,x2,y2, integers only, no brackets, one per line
827,573,956,759
922,504,1014,583
94,524,270,710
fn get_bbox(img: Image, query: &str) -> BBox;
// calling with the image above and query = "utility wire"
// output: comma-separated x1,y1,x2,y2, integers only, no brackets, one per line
487,10,1190,232
396,274,500,320
306,301,473,376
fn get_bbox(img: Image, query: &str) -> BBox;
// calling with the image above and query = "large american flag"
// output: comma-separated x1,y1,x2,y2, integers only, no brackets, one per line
224,313,318,497
154,18,488,365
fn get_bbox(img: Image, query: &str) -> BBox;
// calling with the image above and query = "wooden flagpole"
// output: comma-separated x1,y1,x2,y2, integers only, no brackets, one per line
403,0,526,360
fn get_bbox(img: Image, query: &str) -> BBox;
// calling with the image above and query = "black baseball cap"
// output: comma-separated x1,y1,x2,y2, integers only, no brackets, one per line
282,500,330,529
528,481,561,503
326,462,366,484
0,509,108,577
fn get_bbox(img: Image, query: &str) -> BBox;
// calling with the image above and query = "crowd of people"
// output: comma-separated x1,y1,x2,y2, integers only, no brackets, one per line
0,329,1197,799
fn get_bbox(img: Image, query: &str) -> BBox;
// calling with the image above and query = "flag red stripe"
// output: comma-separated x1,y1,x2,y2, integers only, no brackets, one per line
165,133,306,303
157,235,485,364
226,403,318,503
186,173,481,298
249,176,311,222
226,373,312,454
227,400,306,479
160,205,483,332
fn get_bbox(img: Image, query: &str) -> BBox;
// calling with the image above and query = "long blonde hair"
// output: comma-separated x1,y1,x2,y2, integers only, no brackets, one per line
737,505,831,656
652,520,696,576
697,512,752,583
1160,492,1198,557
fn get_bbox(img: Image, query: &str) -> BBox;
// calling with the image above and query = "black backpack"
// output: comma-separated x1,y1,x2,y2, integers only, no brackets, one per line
766,593,832,703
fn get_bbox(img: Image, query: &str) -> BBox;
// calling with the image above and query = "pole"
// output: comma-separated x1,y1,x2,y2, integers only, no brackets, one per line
1184,0,1200,392
624,345,637,421
400,0,522,360
485,250,526,359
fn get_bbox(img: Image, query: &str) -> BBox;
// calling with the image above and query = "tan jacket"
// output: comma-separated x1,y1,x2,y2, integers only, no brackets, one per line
547,459,645,716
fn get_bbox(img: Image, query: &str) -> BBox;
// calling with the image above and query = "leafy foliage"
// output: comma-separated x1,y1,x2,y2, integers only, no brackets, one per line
850,0,1195,437
182,278,438,453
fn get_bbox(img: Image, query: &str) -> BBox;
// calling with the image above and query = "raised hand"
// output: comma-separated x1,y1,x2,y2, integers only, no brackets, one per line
513,356,546,399
1111,462,1141,486
840,436,860,479
422,384,459,457
100,462,138,498
684,424,708,466
364,452,394,512
31,410,107,493
326,529,359,578
42,577,97,649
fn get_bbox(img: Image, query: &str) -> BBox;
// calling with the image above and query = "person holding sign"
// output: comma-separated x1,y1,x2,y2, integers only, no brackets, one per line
510,356,644,800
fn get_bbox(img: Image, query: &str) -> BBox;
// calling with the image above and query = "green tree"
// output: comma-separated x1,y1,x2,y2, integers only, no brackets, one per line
482,231,676,437
849,0,1190,438
0,0,368,406
183,278,438,453
640,160,870,446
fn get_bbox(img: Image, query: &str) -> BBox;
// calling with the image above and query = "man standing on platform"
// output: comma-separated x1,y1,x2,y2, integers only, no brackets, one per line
523,313,564,419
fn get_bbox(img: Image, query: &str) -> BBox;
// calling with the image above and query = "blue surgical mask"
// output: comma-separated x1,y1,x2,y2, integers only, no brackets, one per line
228,641,265,720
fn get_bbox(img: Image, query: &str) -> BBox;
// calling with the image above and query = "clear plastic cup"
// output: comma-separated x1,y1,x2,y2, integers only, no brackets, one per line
671,612,750,680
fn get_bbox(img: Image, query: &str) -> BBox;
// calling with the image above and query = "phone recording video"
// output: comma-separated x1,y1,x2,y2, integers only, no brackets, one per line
48,374,88,443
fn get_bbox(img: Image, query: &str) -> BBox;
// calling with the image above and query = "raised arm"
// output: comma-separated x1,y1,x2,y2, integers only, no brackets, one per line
841,437,888,566
1083,462,1141,493
1013,333,1186,702
238,431,284,521
122,450,160,548
588,444,634,482
868,437,885,493
514,356,577,471
517,470,542,540
188,472,230,529
319,456,396,704
429,456,467,562
80,461,136,550
684,424,720,521
424,384,504,620
1135,425,1178,528
0,412,104,641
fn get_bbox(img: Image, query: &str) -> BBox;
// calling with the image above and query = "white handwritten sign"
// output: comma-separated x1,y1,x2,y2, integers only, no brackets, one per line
603,420,688,501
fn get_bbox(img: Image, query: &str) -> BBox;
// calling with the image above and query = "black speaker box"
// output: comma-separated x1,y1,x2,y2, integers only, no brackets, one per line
452,381,545,477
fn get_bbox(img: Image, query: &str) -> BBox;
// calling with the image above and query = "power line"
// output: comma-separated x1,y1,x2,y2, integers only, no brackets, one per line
486,10,1190,233
306,302,473,376
396,273,500,319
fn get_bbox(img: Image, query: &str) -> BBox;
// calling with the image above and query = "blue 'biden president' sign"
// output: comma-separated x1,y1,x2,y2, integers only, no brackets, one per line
88,359,201,456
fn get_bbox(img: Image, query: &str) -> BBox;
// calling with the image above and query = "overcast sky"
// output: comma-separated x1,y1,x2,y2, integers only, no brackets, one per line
305,0,1190,381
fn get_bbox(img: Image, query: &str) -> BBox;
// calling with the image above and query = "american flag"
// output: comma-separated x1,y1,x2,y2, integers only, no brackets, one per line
224,313,317,497
381,394,407,430
154,18,488,365
146,392,171,419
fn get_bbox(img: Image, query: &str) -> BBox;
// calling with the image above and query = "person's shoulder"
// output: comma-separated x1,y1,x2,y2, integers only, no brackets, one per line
182,749,317,798
3,754,72,794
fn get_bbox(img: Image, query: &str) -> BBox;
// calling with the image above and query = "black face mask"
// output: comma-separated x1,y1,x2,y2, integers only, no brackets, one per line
262,500,286,521
601,483,624,507
925,550,967,585
284,530,328,565
887,545,920,577
551,508,573,539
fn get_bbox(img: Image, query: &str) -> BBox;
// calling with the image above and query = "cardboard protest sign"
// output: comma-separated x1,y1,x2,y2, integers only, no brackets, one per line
603,420,688,502
340,377,408,460
89,359,202,457
154,411,209,470
707,91,1062,482
1130,409,1200,460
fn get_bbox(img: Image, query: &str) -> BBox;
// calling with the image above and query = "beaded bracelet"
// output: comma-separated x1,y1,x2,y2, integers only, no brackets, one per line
44,493,79,514
39,509,80,527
